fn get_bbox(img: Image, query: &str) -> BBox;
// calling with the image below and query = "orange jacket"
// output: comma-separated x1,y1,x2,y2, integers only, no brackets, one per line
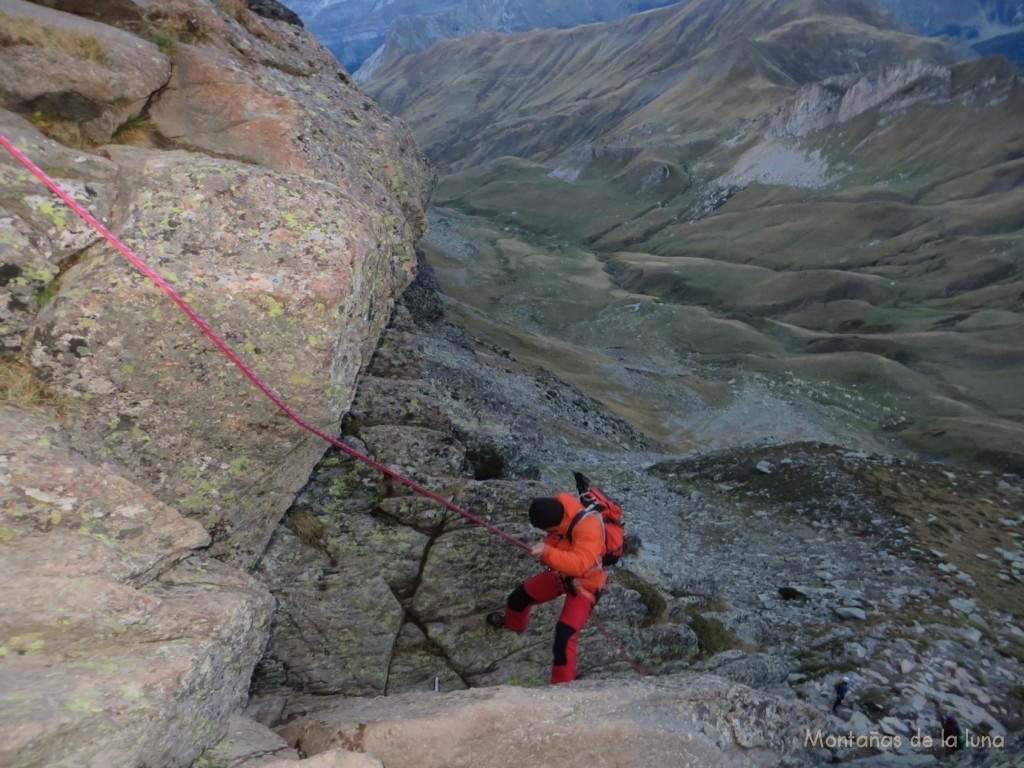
539,492,608,597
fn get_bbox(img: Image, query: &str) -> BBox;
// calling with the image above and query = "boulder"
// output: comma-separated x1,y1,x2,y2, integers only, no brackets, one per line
196,714,299,767
0,406,275,768
25,143,417,566
276,675,832,768
2,0,433,568
0,0,171,145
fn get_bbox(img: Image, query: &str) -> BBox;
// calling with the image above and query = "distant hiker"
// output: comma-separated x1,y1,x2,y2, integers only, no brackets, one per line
488,493,608,684
832,676,850,714
941,713,963,754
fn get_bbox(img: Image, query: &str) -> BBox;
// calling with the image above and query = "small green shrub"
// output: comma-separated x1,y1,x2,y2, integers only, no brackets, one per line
688,612,741,658
150,35,178,54
612,568,667,624
34,281,58,305
283,507,326,548
112,113,151,145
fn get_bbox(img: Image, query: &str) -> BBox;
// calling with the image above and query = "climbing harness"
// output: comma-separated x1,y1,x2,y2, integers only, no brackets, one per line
0,132,647,677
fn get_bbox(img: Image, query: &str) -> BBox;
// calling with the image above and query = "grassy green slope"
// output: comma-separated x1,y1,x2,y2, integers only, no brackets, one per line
370,1,1024,472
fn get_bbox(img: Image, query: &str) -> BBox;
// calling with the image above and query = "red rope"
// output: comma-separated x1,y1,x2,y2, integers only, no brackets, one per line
592,616,648,676
0,131,528,552
1,131,648,675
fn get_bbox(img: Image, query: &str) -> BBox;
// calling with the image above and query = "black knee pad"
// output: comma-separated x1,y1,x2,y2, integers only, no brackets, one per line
507,584,535,613
553,621,575,666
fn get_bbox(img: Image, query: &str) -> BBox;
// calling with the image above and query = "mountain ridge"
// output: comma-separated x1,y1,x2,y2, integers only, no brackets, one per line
363,0,1024,474
366,0,957,170
284,0,681,75
287,0,1024,78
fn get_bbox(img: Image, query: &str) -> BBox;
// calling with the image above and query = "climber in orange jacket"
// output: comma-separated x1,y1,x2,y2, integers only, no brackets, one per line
488,493,608,684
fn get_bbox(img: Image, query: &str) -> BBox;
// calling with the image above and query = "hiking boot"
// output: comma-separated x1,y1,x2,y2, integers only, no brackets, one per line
486,611,505,629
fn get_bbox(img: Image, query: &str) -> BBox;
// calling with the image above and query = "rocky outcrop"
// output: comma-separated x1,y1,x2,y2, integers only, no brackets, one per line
0,0,433,567
767,60,954,139
0,405,275,768
709,60,959,191
273,676,833,768
0,0,432,765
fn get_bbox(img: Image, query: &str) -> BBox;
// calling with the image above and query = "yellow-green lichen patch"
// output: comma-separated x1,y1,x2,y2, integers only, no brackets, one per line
5,632,46,654
66,691,104,713
0,525,24,542
35,199,68,230
262,296,285,318
228,456,251,477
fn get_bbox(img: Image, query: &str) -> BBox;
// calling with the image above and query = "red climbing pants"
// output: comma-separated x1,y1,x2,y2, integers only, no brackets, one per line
504,569,595,684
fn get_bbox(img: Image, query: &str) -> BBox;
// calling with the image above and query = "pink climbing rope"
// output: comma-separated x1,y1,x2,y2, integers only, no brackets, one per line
592,616,648,676
0,131,528,551
0,131,647,675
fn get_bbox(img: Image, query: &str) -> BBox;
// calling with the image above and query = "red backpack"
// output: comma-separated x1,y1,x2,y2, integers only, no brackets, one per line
571,471,625,567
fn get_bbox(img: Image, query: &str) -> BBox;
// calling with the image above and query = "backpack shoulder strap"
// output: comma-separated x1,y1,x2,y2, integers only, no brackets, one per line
566,504,601,542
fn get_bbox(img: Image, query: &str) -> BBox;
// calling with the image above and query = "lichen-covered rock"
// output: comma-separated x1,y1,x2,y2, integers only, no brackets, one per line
358,425,467,491
0,110,118,351
344,377,451,433
0,406,275,768
2,0,433,568
0,0,171,146
252,453,432,698
25,143,417,566
141,0,433,238
252,525,409,696
0,404,209,583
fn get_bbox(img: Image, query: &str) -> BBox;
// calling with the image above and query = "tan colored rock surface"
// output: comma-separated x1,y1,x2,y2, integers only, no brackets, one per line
0,0,171,145
26,142,417,566
0,405,276,767
276,676,831,768
3,0,433,567
264,749,384,768
0,0,434,765
0,404,209,582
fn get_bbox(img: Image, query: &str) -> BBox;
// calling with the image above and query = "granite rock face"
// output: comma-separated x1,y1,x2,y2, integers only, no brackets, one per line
0,0,433,566
0,405,275,768
0,0,432,765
